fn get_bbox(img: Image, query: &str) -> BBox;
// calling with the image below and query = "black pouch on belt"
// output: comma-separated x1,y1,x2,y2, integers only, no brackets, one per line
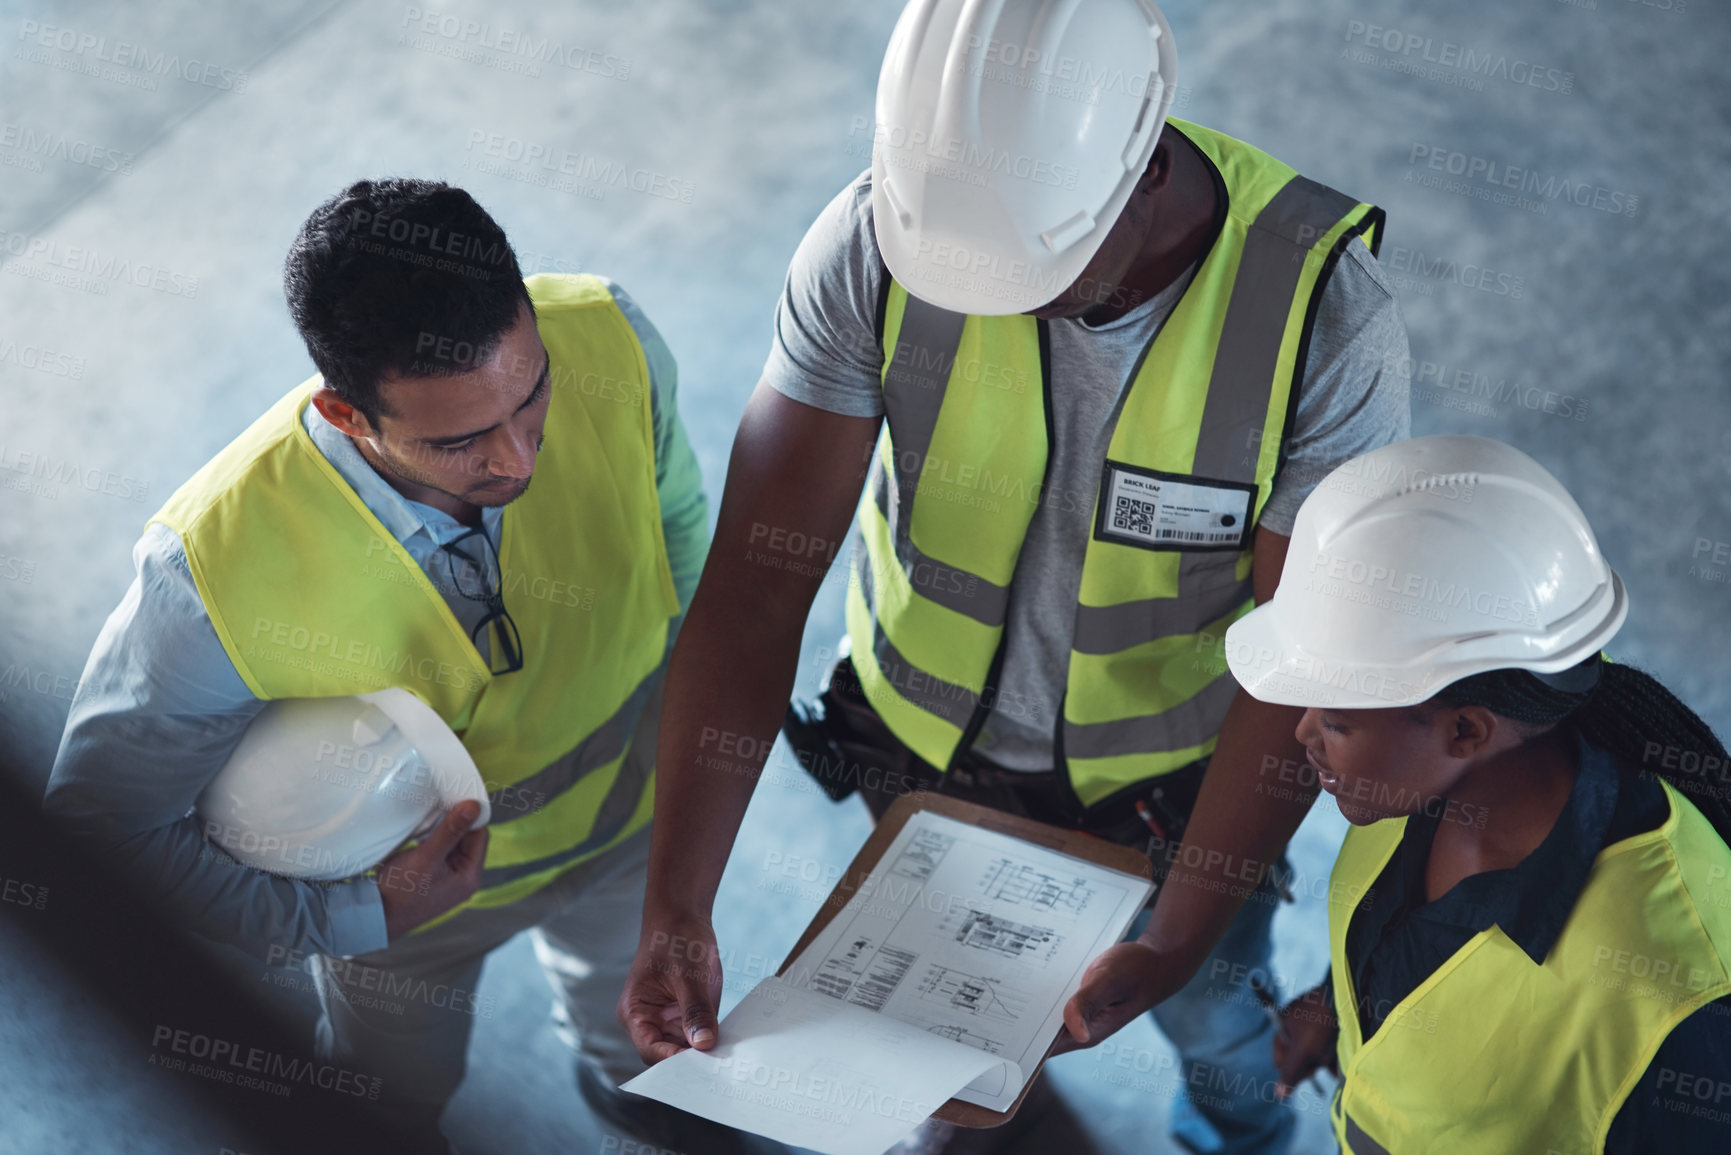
1067,756,1213,883
1082,758,1295,901
781,656,935,805
781,693,860,803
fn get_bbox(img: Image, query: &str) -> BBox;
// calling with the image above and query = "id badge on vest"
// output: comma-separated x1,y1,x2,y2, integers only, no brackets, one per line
1093,460,1256,552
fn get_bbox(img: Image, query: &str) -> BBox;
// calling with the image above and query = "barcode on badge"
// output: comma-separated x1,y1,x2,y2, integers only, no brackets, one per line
1112,494,1156,536
1111,493,1239,545
1154,527,1239,544
1099,461,1253,551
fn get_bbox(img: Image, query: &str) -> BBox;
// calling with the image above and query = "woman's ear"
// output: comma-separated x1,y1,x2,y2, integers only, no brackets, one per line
1446,706,1500,760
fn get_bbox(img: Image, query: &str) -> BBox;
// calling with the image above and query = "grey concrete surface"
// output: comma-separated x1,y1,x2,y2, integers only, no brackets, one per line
0,917,243,1155
3,0,1728,1152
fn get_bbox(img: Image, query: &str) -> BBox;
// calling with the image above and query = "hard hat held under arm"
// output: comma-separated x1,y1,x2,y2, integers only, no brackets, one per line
196,688,491,882
42,526,391,963
1224,434,1628,708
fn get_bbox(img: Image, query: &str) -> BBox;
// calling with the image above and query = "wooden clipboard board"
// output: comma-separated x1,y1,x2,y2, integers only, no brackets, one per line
775,792,1154,1128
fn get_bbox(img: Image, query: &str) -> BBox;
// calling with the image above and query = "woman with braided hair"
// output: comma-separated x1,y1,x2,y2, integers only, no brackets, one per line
1223,434,1731,1154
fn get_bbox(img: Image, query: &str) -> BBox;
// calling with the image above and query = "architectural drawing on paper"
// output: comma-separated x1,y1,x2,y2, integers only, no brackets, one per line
891,828,954,884
926,1023,1005,1054
810,936,920,1012
949,909,1062,964
980,857,1097,916
916,964,1026,1025
784,809,1155,1113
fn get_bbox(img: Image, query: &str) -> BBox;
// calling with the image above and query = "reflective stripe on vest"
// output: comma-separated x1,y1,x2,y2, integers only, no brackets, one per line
849,118,1385,806
150,273,679,912
1326,781,1731,1154
1342,1115,1392,1155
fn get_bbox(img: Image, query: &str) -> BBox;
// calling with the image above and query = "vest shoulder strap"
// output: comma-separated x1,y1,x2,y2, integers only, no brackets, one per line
1655,780,1731,961
524,271,619,312
149,383,312,539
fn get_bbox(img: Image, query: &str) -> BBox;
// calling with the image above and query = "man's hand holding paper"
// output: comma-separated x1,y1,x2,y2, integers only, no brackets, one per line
623,803,1153,1152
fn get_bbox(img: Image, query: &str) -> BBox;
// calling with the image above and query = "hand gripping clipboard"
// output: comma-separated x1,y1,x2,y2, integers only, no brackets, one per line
776,792,1155,1128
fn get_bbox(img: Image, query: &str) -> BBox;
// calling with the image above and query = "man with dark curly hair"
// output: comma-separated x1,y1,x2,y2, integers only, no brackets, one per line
45,179,741,1152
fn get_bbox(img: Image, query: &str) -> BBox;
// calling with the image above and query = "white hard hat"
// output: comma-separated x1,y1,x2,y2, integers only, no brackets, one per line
196,688,491,881
872,0,1178,315
1225,435,1627,710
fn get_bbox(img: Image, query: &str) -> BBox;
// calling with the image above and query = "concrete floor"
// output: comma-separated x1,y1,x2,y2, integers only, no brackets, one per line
3,0,1728,1152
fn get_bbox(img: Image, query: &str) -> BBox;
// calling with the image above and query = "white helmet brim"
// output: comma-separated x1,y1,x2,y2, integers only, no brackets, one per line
1223,434,1631,711
1225,572,1628,711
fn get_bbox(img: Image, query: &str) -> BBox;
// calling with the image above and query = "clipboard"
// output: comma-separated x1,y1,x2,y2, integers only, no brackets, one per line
776,791,1155,1128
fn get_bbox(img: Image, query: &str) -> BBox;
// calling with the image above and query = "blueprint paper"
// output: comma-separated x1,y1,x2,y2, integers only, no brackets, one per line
782,810,1154,1112
621,976,1007,1155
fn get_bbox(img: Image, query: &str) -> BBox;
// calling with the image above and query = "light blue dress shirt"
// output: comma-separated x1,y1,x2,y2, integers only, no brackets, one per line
44,282,708,964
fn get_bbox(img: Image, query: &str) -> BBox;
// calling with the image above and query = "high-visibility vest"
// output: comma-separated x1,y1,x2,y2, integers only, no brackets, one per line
151,273,679,916
1327,780,1731,1154
847,117,1386,808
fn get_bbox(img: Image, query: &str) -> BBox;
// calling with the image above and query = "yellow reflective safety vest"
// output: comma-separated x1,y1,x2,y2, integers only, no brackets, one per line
847,118,1386,808
1327,781,1731,1154
151,273,679,915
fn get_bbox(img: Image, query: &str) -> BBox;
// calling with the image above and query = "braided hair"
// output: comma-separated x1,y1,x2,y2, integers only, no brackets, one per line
1432,655,1731,845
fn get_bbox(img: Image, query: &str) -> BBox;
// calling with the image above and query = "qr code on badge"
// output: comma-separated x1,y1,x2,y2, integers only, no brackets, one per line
1112,495,1156,537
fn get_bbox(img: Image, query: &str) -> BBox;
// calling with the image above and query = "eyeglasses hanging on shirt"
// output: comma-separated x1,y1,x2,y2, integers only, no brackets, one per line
433,526,525,676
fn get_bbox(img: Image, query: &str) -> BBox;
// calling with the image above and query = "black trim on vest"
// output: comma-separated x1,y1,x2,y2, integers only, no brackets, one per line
1275,206,1386,488
948,319,1054,770
1040,317,1088,817
1038,317,1054,475
949,637,1008,773
1155,124,1231,314
1185,125,1232,263
1050,689,1088,825
1361,206,1387,259
873,254,894,356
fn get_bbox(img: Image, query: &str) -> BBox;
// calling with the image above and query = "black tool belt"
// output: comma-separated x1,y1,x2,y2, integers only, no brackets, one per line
782,656,1213,875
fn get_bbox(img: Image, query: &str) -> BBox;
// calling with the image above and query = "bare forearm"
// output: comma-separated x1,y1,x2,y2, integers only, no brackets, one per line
646,573,809,921
1135,688,1314,975
643,385,880,925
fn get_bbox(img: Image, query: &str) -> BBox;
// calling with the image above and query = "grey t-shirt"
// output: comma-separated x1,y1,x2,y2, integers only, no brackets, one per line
763,169,1411,770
